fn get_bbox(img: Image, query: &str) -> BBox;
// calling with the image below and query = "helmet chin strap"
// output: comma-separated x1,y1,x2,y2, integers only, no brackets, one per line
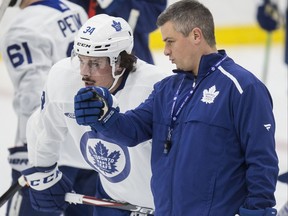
108,67,126,91
108,56,125,91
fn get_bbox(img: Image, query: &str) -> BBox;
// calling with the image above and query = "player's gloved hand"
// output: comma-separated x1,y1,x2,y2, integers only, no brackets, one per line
22,163,73,213
74,86,119,132
239,206,277,216
257,0,281,32
8,145,30,181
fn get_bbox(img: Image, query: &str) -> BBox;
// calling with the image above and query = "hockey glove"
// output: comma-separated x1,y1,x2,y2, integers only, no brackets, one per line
257,0,281,32
22,163,73,213
8,145,30,180
74,86,119,132
239,206,277,216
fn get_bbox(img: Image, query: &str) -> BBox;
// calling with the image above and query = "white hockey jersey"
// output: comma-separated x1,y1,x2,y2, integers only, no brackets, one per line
26,57,171,208
0,0,87,146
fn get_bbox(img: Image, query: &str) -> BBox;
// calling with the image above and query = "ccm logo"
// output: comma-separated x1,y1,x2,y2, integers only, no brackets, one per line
77,42,91,48
30,170,61,187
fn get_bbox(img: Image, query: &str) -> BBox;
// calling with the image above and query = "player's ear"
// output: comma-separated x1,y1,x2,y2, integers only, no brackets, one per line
114,61,124,75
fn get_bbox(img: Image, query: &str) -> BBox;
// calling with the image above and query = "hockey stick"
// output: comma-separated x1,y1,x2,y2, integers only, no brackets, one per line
65,192,154,214
261,31,272,84
0,175,27,207
0,0,10,22
0,175,154,214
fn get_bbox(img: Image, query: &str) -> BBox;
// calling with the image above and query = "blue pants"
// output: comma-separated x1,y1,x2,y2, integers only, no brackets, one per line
60,166,98,215
93,173,131,216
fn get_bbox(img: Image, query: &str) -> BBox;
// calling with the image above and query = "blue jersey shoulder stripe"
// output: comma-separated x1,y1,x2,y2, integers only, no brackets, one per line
30,0,70,13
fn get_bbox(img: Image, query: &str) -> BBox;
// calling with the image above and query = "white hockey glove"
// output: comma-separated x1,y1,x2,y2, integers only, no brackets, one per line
8,145,30,172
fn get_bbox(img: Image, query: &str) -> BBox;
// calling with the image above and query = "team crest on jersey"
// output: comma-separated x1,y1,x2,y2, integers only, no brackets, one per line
201,85,219,104
80,131,130,183
111,20,122,32
89,142,120,174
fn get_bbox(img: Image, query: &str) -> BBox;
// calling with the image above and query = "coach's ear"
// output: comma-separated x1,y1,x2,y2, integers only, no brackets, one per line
189,27,202,45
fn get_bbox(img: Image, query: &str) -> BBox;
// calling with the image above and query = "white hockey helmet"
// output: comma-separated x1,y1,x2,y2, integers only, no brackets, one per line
73,14,134,90
74,14,134,71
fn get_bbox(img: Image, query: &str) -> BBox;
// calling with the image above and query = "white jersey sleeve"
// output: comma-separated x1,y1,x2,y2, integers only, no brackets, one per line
0,0,88,146
26,90,67,167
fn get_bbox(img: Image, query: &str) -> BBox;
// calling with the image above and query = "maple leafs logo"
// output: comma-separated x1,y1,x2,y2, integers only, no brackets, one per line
89,142,120,174
111,20,122,32
201,85,219,104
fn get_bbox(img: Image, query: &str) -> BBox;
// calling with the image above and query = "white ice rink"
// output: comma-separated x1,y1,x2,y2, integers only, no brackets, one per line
0,44,287,215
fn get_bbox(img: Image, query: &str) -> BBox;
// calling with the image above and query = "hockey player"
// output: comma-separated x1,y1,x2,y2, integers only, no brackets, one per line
0,0,87,215
21,14,170,215
68,0,167,64
74,0,279,215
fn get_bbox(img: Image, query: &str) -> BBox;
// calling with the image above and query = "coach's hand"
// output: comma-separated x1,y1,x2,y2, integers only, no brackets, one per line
74,86,119,132
22,163,73,213
239,206,277,216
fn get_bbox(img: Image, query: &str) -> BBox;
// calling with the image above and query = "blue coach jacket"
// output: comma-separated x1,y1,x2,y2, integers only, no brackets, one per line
99,50,279,215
